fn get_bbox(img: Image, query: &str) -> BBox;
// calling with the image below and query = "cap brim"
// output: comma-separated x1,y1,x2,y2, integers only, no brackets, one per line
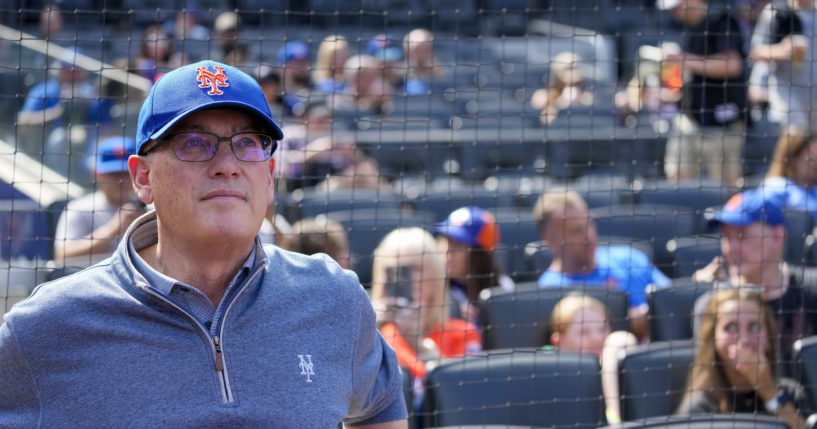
148,100,284,144
95,161,130,175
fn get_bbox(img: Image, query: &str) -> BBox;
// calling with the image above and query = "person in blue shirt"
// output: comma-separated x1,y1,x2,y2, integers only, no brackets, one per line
533,189,670,338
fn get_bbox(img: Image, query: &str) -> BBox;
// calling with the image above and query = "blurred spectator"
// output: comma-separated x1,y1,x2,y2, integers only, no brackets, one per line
277,101,333,189
171,3,209,42
659,0,748,185
433,206,514,326
257,68,285,120
298,136,388,192
749,0,817,132
282,217,352,269
615,44,681,127
313,35,349,94
761,126,817,227
17,48,97,179
134,25,179,83
277,40,312,115
402,28,444,95
531,52,594,124
677,289,811,428
32,4,65,70
546,294,638,425
277,40,311,93
371,227,481,383
332,54,392,114
693,189,817,376
533,189,670,339
367,33,406,88
53,136,145,262
210,11,254,68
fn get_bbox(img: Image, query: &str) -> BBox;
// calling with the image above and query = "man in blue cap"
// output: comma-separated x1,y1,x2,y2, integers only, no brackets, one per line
693,188,817,375
53,135,144,263
0,61,407,428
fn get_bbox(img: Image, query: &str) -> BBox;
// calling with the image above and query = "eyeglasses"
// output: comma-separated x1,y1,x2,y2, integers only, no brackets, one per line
144,132,278,162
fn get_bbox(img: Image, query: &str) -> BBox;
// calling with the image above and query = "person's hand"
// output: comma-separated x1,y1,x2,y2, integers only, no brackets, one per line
693,256,725,283
773,37,796,62
374,297,420,336
730,343,776,391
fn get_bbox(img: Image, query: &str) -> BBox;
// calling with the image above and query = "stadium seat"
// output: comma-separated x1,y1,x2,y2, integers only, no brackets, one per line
283,188,403,222
421,349,604,428
401,180,516,222
478,283,629,350
610,413,789,428
794,336,817,411
591,203,698,277
324,209,433,288
634,179,734,232
490,207,538,281
665,235,722,279
647,277,713,343
784,209,814,266
617,339,695,421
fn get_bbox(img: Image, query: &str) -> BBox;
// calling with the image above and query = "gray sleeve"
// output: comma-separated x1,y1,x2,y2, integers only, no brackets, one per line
343,284,408,426
0,321,40,427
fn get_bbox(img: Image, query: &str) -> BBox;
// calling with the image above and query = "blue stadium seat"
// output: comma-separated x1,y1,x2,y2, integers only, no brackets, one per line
611,413,789,428
283,188,402,222
647,278,713,343
666,235,722,279
617,339,695,421
591,203,698,277
478,283,629,350
422,349,604,428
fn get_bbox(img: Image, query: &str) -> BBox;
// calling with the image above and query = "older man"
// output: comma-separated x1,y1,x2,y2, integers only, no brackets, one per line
0,61,407,428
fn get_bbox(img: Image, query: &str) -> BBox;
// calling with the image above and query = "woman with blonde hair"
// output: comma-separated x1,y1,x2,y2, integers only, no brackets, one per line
677,289,810,428
761,125,817,227
371,227,481,381
313,35,349,94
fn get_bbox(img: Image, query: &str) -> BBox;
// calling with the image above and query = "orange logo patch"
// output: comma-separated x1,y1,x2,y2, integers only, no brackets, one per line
196,66,229,95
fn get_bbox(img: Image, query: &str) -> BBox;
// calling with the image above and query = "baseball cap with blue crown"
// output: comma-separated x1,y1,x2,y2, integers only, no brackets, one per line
136,60,284,154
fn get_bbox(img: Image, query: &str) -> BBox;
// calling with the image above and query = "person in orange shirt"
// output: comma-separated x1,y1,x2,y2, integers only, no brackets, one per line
371,227,482,381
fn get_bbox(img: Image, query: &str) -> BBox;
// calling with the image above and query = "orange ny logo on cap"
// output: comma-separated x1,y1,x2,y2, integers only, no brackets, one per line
196,66,230,95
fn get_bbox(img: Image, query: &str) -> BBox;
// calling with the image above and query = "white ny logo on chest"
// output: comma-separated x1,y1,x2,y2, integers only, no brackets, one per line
298,354,315,382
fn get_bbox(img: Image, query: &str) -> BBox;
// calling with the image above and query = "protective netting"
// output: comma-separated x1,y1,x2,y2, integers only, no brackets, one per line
2,1,817,427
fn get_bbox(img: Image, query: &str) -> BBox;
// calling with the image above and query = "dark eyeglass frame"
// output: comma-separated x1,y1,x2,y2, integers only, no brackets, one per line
142,132,278,162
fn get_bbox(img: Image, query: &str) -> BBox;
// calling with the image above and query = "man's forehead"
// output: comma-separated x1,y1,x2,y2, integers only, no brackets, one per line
170,108,261,132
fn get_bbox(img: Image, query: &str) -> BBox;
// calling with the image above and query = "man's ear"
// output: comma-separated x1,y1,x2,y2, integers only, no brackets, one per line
128,155,154,205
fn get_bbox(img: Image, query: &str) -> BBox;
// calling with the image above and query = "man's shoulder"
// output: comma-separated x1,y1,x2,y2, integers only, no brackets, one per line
262,245,362,292
597,245,650,265
4,262,120,328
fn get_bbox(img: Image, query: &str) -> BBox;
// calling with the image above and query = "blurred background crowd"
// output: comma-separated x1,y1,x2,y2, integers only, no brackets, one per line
4,0,817,427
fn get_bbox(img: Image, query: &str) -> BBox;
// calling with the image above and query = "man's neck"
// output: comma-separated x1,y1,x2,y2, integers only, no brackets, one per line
140,235,254,306
732,262,787,299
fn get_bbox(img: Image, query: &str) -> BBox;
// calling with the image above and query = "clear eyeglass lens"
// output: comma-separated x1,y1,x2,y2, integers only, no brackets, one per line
172,133,272,162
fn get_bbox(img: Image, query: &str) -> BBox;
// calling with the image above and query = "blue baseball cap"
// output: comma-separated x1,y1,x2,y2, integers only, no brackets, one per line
433,206,500,251
94,136,136,174
276,41,310,65
367,34,403,62
707,189,787,228
136,60,284,154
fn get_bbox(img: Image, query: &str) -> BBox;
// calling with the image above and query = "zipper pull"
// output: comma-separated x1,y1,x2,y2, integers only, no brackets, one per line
212,336,224,372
